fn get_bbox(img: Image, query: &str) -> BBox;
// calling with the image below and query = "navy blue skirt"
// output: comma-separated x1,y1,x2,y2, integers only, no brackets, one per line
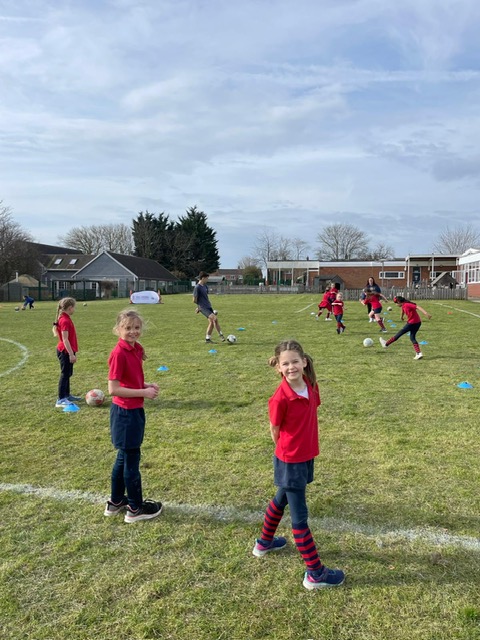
273,455,314,490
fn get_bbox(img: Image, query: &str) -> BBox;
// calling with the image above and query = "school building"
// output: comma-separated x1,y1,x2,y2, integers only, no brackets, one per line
266,255,461,291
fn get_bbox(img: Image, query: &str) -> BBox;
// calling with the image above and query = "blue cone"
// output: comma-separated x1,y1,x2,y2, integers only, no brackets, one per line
63,403,80,412
419,341,428,345
208,349,217,354
157,365,169,371
237,327,246,331
457,382,473,389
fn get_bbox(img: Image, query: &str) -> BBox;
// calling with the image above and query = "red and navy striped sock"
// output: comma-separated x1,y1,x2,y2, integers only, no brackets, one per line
377,317,386,330
413,343,421,354
260,499,284,542
386,336,395,346
292,526,323,572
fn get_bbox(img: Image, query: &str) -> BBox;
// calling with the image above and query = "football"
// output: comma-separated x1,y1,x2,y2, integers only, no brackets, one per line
387,306,392,311
363,338,374,347
85,389,105,406
226,334,237,344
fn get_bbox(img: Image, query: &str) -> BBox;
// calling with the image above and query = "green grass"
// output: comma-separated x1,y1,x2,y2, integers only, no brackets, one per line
0,294,479,640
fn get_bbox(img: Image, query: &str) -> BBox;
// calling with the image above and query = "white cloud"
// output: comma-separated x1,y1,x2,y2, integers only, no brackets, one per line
1,0,480,266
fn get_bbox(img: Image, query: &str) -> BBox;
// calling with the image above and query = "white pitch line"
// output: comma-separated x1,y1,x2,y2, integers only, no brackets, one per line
433,302,480,319
0,338,29,378
296,302,316,313
1,482,480,552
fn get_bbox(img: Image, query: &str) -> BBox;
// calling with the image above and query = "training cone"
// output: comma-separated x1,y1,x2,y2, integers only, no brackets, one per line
63,403,80,412
457,382,473,389
157,366,169,371
208,349,217,354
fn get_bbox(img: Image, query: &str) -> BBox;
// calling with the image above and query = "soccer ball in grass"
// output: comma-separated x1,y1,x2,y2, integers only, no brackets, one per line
85,389,105,406
226,334,237,344
387,306,392,311
363,338,374,347
14,307,19,311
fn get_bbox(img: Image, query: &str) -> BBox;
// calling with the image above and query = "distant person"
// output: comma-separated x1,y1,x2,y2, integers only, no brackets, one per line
104,309,163,523
52,297,82,407
380,296,432,360
332,292,346,334
360,277,381,322
316,283,338,321
363,287,388,332
252,339,345,590
193,272,225,343
21,295,35,310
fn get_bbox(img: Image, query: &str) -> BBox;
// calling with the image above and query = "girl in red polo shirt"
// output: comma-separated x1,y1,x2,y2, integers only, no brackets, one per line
104,309,163,523
52,297,82,407
252,339,345,590
380,296,432,359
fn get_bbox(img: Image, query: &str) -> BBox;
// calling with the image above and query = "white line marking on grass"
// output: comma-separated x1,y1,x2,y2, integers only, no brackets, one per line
433,303,480,319
296,303,315,313
0,338,29,378
2,482,480,552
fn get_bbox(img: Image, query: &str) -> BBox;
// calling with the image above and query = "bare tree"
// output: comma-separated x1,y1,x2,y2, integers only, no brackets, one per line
252,229,292,271
357,242,395,261
59,223,134,255
316,223,369,260
0,202,36,284
291,238,310,260
237,255,261,270
433,225,480,254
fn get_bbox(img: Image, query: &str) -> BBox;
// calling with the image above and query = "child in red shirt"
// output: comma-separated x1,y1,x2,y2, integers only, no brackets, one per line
332,292,346,334
252,339,345,590
380,296,432,359
52,297,82,407
104,309,163,523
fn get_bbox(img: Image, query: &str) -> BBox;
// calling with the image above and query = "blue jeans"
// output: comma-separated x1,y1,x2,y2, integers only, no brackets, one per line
111,448,143,509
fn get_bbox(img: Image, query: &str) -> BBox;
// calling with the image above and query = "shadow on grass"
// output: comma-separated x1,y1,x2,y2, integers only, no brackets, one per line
159,398,254,410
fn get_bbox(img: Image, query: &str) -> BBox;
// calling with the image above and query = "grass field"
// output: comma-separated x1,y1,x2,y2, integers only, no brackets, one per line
0,293,479,640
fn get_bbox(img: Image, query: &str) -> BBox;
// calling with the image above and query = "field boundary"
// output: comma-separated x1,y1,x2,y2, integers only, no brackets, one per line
0,337,29,378
1,482,479,552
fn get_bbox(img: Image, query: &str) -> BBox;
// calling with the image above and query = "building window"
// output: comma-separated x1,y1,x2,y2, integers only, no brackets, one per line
54,258,62,265
69,259,78,265
379,271,405,279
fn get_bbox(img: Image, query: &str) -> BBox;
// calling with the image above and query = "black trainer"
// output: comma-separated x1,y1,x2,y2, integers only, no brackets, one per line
124,500,163,523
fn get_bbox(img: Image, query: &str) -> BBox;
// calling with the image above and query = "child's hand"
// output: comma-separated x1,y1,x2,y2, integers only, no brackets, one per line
144,385,159,399
427,314,432,319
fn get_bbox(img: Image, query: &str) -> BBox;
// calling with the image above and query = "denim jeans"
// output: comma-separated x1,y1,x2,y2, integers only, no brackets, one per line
111,448,143,509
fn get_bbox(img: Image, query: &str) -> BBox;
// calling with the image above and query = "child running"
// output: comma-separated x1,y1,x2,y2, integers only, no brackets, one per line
104,309,163,523
193,272,226,343
52,297,82,407
379,295,432,360
253,339,345,590
364,287,388,332
316,283,338,321
332,292,346,334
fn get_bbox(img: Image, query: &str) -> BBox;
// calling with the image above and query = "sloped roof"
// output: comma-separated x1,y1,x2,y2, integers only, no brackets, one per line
107,252,178,280
42,254,94,271
27,241,82,255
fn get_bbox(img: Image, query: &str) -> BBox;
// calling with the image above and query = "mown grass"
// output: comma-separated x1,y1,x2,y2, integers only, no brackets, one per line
0,294,479,640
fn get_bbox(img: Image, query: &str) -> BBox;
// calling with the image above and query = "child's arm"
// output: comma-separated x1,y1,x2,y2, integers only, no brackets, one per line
108,379,159,399
61,331,77,362
269,423,280,445
380,293,389,302
416,305,432,319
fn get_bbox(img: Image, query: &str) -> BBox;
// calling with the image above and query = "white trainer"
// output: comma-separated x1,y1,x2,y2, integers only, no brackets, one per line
414,352,423,360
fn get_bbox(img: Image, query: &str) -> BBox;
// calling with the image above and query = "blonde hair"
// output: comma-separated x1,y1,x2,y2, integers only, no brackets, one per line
113,309,144,335
52,297,76,337
268,339,317,387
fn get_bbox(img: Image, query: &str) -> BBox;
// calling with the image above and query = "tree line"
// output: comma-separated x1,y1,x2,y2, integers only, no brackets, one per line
0,198,479,285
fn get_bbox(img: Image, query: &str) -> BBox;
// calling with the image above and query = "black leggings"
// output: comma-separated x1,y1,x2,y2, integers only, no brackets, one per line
390,321,421,344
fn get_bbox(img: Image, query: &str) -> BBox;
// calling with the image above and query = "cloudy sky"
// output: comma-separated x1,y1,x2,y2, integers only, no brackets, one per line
1,0,480,266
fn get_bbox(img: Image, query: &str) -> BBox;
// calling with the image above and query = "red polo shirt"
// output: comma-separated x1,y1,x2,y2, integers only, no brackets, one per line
402,302,421,323
268,376,321,463
108,339,145,410
56,312,78,353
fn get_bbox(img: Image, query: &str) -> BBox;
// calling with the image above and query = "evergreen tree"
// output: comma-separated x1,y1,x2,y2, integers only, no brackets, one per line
174,206,220,279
